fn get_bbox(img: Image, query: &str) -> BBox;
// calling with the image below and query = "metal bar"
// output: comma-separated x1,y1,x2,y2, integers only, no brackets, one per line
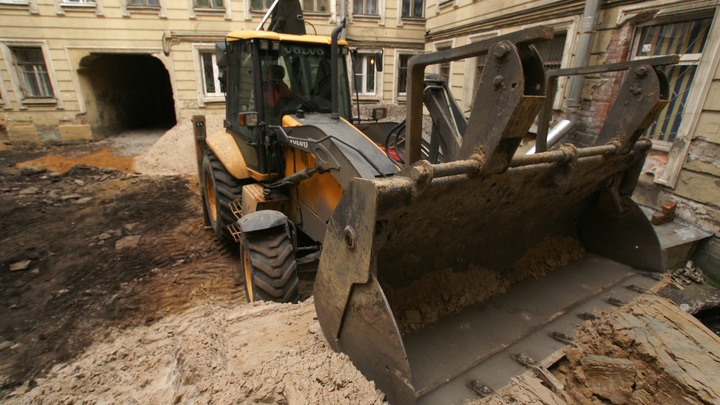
256,0,281,31
330,19,346,121
536,76,557,153
547,55,679,79
405,26,554,165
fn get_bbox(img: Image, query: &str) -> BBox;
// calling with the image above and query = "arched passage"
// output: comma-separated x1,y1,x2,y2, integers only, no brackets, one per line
78,53,176,136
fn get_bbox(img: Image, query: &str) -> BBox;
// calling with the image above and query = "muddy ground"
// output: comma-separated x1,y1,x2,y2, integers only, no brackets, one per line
0,144,314,398
1,125,720,405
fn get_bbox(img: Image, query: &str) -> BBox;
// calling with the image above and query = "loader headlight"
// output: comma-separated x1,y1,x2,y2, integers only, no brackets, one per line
259,40,269,50
238,112,259,128
372,107,387,121
271,41,280,51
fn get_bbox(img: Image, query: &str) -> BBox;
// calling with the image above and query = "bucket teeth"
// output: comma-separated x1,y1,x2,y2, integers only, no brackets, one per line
466,380,493,397
550,331,575,345
608,297,627,307
512,353,537,368
578,312,599,321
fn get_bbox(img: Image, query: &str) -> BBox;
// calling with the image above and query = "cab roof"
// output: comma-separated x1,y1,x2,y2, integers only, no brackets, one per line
226,30,348,46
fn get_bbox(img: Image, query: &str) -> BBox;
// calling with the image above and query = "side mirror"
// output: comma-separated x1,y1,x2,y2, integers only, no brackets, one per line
215,42,228,68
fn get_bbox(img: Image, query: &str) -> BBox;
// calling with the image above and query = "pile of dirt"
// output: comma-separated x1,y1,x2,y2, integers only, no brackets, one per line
387,236,586,334
5,299,387,405
472,294,720,405
134,115,225,177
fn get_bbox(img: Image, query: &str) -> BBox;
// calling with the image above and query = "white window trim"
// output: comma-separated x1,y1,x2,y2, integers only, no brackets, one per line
0,0,38,14
121,0,167,18
1,40,64,110
393,48,422,104
462,31,499,114
0,66,12,109
53,0,104,16
521,16,579,111
352,53,379,98
187,0,231,20
433,39,455,90
193,43,225,107
616,5,720,188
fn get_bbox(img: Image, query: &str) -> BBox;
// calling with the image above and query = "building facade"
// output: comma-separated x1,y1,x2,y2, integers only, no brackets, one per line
2,0,719,267
0,0,425,141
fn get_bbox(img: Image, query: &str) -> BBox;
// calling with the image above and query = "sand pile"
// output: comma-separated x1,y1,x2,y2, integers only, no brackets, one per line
7,298,387,405
134,115,225,177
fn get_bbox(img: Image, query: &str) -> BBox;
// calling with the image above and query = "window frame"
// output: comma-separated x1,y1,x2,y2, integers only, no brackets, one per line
394,49,422,103
193,43,226,107
53,0,104,16
352,0,378,16
629,17,712,151
121,0,166,18
1,41,63,109
302,0,329,13
352,53,379,98
622,7,720,188
188,0,230,19
401,0,422,19
0,0,39,14
433,39,455,89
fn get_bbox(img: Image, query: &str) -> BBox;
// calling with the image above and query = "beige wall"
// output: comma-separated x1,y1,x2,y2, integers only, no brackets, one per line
0,0,425,141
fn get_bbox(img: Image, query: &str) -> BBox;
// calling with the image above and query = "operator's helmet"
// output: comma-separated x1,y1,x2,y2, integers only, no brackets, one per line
269,65,285,82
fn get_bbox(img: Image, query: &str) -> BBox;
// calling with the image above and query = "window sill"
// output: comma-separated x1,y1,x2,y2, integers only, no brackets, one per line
60,2,96,11
401,17,425,24
353,13,380,21
127,5,160,13
304,11,330,17
202,96,225,104
0,1,30,10
21,98,57,106
193,7,225,14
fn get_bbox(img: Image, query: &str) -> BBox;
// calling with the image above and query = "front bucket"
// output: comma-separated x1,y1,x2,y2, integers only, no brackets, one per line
313,141,663,404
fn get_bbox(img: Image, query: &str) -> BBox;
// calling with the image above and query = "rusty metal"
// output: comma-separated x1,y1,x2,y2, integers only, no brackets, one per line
405,26,553,164
535,56,677,153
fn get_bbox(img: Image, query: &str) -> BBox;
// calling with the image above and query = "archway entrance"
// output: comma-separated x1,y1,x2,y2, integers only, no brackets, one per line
78,53,176,136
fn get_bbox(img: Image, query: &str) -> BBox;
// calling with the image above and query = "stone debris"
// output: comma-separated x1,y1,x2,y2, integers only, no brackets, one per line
673,260,705,285
74,179,85,187
18,187,39,195
115,235,141,250
9,260,31,271
60,194,82,201
74,197,93,204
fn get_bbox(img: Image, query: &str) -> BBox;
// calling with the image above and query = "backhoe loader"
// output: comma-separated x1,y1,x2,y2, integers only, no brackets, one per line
194,2,675,402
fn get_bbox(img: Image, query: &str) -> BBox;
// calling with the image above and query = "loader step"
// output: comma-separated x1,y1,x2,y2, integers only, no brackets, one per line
640,206,712,269
408,253,662,405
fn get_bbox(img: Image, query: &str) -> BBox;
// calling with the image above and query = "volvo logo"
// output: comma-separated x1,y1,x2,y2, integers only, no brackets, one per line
289,139,309,148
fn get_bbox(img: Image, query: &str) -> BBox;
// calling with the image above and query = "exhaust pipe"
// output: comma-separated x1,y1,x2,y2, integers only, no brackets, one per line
331,18,346,121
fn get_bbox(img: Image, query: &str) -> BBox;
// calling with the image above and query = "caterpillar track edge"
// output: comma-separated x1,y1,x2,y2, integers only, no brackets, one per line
194,4,675,403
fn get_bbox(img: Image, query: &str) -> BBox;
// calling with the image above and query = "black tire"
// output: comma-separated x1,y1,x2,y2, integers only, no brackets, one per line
201,150,246,243
241,225,299,303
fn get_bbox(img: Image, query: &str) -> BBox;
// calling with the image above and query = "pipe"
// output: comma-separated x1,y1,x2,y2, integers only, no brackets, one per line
331,18,346,120
256,0,281,31
564,0,602,123
525,119,573,154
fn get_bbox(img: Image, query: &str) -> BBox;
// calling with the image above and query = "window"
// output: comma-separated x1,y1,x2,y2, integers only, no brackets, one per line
534,32,567,71
302,0,327,12
353,0,376,15
11,47,54,99
63,0,95,3
354,54,376,96
397,54,411,97
632,18,712,144
250,0,272,10
401,0,422,18
195,0,221,7
128,0,158,5
201,52,224,97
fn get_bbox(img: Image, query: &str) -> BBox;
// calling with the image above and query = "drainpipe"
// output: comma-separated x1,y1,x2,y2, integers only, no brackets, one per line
563,0,602,123
331,18,346,120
